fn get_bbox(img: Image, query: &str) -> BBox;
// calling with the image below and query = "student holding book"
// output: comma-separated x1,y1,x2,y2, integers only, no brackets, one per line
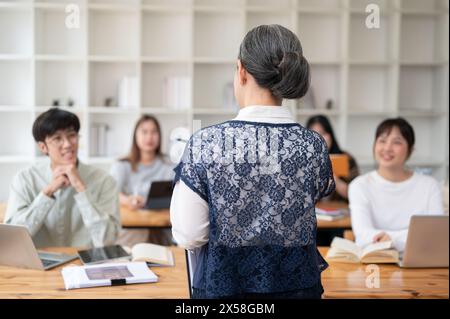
306,115,359,201
171,25,335,299
349,118,444,252
110,115,174,246
5,108,120,248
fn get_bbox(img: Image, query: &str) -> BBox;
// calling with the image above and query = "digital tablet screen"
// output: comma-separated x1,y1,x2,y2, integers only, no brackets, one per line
78,245,130,265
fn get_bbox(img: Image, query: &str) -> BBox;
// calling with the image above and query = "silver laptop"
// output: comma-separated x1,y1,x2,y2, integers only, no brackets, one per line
399,215,449,268
0,224,78,270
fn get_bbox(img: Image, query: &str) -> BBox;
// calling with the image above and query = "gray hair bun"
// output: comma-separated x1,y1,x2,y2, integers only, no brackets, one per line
238,24,311,100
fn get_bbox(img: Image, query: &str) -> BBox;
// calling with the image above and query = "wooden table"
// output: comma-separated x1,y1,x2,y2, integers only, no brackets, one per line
0,203,170,229
319,247,449,299
0,246,189,299
120,206,171,228
2,202,351,230
0,246,447,298
120,201,352,230
316,201,352,229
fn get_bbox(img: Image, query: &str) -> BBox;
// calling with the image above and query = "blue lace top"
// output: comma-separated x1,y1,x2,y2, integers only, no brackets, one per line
174,120,335,298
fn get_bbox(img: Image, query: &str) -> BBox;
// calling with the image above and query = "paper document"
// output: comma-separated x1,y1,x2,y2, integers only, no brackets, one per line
61,262,158,290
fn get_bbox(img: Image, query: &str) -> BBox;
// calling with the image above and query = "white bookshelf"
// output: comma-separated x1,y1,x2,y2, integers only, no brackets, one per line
0,0,448,201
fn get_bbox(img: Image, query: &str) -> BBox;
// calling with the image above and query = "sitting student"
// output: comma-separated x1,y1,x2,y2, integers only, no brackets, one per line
307,115,359,201
349,118,444,252
110,115,174,246
5,108,120,248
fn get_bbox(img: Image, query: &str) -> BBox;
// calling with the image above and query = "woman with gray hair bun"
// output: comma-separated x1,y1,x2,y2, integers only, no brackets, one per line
170,25,335,299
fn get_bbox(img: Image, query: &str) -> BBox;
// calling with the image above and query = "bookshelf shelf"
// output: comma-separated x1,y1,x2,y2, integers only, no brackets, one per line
0,0,448,200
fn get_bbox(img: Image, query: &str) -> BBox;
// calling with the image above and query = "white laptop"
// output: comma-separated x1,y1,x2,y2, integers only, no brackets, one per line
0,224,78,270
399,215,449,268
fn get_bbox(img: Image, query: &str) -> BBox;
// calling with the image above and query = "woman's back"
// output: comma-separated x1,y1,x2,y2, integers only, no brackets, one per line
175,120,334,297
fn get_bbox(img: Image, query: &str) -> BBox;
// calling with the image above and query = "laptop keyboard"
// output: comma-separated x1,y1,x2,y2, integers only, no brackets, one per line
41,259,59,268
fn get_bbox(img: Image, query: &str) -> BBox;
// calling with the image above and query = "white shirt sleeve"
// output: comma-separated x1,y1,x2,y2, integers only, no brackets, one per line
109,161,127,194
73,176,121,247
349,179,382,248
170,180,209,250
5,172,56,236
426,178,445,215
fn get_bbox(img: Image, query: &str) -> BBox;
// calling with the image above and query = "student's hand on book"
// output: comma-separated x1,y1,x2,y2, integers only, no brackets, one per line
373,232,391,243
58,164,86,193
127,195,145,210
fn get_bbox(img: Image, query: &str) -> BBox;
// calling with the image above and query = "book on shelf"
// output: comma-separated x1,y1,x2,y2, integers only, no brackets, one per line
118,76,138,109
61,262,158,290
163,76,191,110
89,123,109,157
223,82,238,111
326,237,399,264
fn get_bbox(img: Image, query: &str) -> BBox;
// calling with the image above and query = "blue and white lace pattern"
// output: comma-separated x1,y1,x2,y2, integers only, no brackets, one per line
174,120,335,297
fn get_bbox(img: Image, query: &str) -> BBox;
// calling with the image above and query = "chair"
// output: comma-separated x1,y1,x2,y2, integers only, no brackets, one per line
185,248,203,299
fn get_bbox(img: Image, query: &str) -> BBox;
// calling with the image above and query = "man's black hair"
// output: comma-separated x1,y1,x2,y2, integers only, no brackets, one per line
32,108,80,142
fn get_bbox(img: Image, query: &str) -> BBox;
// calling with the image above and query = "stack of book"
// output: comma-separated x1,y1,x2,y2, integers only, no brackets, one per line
90,123,109,156
315,207,349,221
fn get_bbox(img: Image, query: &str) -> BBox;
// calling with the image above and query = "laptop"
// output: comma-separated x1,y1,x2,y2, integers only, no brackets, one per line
0,224,78,270
399,215,449,268
143,181,174,210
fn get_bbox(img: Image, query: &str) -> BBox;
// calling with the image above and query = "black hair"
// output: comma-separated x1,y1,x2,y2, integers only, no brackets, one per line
306,115,342,154
375,117,415,157
238,24,310,100
32,108,80,143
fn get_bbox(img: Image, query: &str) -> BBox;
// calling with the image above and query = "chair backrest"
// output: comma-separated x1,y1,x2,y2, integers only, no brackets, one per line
185,248,202,298
185,250,193,299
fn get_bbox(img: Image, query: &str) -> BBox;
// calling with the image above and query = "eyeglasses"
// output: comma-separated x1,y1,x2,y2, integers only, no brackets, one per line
46,131,80,147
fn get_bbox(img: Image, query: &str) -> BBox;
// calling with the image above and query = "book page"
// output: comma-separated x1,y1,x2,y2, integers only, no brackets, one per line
131,243,174,266
326,247,360,263
330,237,362,257
361,241,393,258
361,250,399,264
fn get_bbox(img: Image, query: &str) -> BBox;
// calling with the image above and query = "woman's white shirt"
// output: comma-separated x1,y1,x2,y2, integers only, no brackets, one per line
349,170,444,252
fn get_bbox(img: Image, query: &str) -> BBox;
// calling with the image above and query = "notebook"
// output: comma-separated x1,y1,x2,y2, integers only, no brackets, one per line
61,262,158,290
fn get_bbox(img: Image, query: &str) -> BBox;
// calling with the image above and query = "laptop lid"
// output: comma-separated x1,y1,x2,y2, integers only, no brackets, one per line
0,224,45,270
401,215,449,268
145,181,174,210
0,224,78,270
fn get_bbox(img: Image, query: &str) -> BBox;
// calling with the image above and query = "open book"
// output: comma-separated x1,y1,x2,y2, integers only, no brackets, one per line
326,237,399,264
129,243,175,267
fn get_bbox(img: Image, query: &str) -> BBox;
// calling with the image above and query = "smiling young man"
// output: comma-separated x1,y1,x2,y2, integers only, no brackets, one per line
5,108,120,248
